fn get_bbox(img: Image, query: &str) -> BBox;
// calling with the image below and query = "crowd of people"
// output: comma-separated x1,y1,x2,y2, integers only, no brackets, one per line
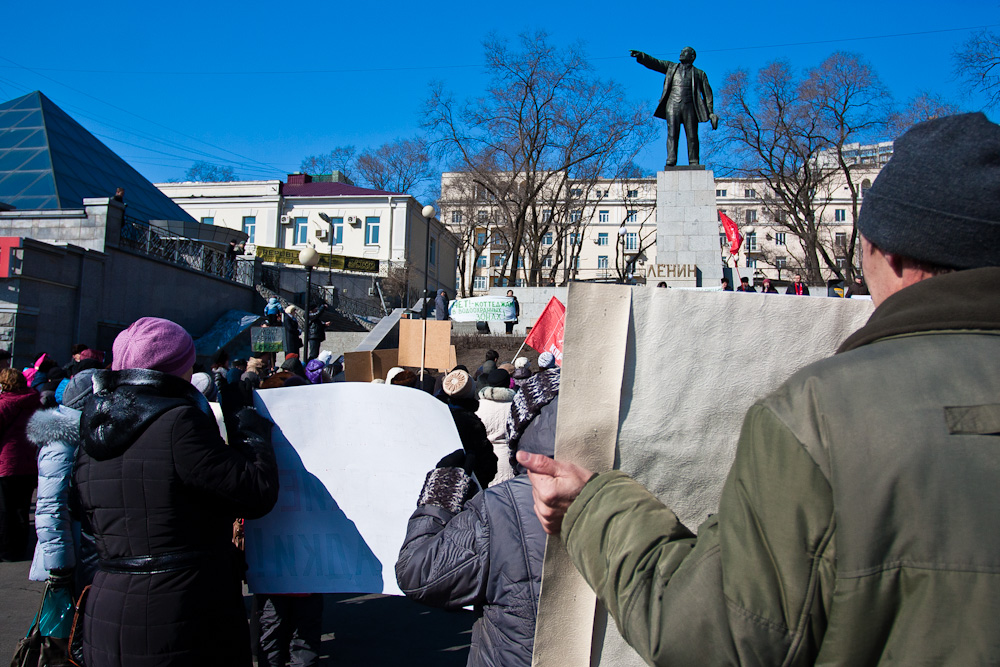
1,113,998,667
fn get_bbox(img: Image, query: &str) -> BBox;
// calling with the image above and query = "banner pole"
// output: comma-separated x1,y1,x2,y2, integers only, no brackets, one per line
420,318,427,382
510,338,528,364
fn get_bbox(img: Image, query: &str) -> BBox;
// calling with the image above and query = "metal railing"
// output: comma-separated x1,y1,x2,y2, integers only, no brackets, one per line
118,216,254,286
260,264,383,330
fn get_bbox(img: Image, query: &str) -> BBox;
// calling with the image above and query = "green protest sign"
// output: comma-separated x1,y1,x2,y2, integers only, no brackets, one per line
448,296,517,322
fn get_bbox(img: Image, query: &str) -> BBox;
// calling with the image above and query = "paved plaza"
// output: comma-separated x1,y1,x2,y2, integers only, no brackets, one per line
0,558,475,665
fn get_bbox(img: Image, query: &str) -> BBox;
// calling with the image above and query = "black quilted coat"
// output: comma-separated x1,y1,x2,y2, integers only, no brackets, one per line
75,370,279,667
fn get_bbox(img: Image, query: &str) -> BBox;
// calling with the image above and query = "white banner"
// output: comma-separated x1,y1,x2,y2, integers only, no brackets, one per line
448,296,517,322
245,383,462,595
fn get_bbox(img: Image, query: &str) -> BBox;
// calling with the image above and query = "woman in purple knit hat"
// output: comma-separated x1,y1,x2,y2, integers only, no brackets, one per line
74,317,280,667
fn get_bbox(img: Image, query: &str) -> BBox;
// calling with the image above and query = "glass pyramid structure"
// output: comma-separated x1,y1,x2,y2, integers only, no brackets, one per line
0,91,195,224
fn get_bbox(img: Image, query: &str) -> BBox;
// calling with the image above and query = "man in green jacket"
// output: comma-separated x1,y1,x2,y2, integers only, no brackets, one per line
517,112,1000,665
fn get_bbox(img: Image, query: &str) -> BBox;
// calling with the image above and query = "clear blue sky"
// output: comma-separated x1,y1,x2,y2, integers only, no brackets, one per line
2,0,996,188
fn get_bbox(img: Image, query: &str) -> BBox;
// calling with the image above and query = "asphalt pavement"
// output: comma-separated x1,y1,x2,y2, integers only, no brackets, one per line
0,557,475,665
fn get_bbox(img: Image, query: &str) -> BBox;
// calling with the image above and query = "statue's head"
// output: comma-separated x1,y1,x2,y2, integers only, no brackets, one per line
679,47,696,64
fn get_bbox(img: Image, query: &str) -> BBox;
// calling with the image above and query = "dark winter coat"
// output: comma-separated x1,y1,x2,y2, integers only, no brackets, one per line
75,369,279,667
0,389,41,478
396,402,556,667
435,292,449,320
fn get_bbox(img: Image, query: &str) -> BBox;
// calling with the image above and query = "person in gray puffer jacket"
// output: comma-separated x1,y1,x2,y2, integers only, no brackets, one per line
27,369,100,589
395,380,559,667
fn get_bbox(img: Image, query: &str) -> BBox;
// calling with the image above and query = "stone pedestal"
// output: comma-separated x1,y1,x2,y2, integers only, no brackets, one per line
654,168,721,288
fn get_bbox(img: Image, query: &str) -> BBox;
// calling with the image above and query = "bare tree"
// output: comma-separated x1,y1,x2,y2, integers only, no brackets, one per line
955,29,1000,110
614,176,656,284
716,54,896,284
427,32,653,288
441,173,495,297
802,52,893,281
355,138,434,196
300,146,357,181
888,91,962,137
184,161,236,182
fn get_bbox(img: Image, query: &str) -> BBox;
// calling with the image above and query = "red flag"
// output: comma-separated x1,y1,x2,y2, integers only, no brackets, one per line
524,296,566,366
719,211,742,255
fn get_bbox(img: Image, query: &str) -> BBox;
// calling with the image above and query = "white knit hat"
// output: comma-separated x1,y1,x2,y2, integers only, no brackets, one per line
514,356,530,369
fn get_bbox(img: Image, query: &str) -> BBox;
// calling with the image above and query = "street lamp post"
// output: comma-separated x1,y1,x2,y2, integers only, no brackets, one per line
421,205,436,319
299,246,320,360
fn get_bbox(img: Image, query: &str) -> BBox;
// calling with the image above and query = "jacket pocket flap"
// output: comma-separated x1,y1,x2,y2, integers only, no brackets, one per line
945,404,1000,436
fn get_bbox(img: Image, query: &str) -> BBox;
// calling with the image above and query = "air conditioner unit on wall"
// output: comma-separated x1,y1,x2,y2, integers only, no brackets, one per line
280,215,291,225
347,216,361,226
315,228,328,239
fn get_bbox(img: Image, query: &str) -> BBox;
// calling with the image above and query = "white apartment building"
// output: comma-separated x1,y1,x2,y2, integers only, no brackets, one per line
157,174,459,305
714,164,882,283
441,173,659,295
444,147,889,293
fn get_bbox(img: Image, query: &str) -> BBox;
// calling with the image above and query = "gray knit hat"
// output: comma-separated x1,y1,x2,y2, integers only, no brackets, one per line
857,112,1000,269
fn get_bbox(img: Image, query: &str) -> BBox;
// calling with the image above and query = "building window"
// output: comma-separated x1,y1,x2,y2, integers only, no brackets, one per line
775,232,786,246
625,233,638,251
835,232,847,247
294,217,308,244
569,233,581,246
493,254,505,267
543,233,553,246
516,278,524,287
746,257,757,268
473,276,487,290
542,255,552,268
861,179,871,198
720,232,727,248
775,210,787,223
570,188,582,197
477,231,486,246
542,209,552,222
745,209,757,224
429,237,436,265
329,217,343,245
598,255,609,269
626,210,637,223
836,258,848,269
746,232,757,252
477,255,487,268
627,189,639,198
745,188,756,198
201,216,215,226
517,256,524,268
599,210,609,223
364,217,380,245
597,232,608,246
478,210,488,222
570,210,582,223
573,256,580,269
835,209,847,222
775,256,788,269
716,189,727,197
452,211,463,224
242,216,255,244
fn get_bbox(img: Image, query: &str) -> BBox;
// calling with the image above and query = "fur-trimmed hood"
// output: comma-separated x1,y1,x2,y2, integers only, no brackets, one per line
80,369,211,461
479,386,515,403
27,405,83,448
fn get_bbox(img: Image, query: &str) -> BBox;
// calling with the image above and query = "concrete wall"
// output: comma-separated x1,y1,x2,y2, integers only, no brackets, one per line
488,286,568,337
0,197,117,252
1,238,258,369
